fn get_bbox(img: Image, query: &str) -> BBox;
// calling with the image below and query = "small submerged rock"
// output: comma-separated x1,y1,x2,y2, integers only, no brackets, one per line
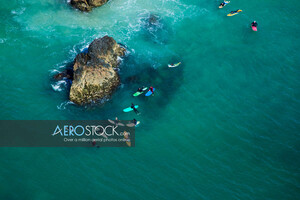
148,14,160,26
69,36,126,105
140,13,170,44
70,0,109,12
52,68,73,92
53,69,73,81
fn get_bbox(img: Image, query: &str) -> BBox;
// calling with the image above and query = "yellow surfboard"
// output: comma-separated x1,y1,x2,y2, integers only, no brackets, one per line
227,10,242,16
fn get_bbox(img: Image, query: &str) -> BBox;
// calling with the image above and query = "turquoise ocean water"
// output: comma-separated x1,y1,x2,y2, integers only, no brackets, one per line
0,0,300,199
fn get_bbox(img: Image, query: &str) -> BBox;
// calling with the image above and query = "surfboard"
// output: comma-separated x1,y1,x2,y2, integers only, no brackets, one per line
126,121,140,127
126,123,135,127
108,119,124,126
227,10,242,16
145,88,155,96
168,62,181,68
133,92,142,97
133,87,148,96
135,121,140,127
252,26,257,31
108,119,115,124
123,105,139,112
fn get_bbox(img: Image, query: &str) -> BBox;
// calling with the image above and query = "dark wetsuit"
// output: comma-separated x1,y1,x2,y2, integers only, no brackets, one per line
114,119,120,125
132,119,137,125
252,22,258,27
231,10,240,14
131,104,139,114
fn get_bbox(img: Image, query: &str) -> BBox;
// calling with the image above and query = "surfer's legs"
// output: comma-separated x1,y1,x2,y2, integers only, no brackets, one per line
134,108,139,114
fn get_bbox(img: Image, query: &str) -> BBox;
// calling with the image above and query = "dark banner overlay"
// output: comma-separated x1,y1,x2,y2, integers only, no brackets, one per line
0,120,135,147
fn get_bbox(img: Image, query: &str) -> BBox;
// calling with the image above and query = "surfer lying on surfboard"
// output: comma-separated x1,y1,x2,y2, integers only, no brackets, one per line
126,119,140,127
133,87,148,97
251,21,258,31
108,117,125,126
132,119,140,127
145,87,155,96
219,1,230,8
227,9,242,16
168,62,181,68
149,86,154,94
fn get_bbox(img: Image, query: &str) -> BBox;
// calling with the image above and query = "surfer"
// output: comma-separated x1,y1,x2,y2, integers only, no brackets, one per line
114,117,120,125
133,86,147,97
132,119,138,125
92,139,96,146
149,86,154,94
92,139,99,148
230,10,241,14
131,103,139,114
137,86,147,92
219,1,230,8
227,9,242,16
251,21,258,27
168,62,181,68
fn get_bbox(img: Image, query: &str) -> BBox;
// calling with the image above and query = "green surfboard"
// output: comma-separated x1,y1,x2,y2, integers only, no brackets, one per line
133,92,143,97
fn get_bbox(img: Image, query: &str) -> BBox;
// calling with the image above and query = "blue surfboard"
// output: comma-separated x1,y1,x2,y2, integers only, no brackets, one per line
145,88,155,96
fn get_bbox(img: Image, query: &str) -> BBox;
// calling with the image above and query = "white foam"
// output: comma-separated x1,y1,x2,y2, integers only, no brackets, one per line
11,7,26,15
51,80,67,92
57,101,75,110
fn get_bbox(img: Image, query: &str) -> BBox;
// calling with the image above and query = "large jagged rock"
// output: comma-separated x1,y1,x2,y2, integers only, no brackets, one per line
69,36,125,104
70,0,109,12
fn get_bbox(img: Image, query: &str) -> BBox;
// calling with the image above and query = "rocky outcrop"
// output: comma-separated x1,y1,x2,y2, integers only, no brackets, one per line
69,36,125,104
70,0,109,12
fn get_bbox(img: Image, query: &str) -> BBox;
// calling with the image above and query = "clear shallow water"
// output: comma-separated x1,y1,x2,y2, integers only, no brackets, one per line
0,0,300,199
